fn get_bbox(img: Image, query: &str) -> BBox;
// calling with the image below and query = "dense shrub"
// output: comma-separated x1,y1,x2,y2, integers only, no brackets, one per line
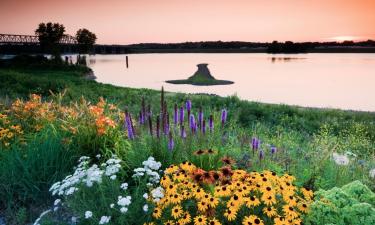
304,181,375,225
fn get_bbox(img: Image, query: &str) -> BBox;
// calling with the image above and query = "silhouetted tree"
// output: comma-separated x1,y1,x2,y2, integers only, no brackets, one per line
35,22,65,58
76,28,97,54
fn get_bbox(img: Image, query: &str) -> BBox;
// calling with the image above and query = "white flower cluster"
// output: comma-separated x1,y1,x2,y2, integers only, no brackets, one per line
49,156,122,196
133,157,162,185
117,195,132,213
150,186,165,203
332,152,350,166
370,168,375,179
99,216,111,224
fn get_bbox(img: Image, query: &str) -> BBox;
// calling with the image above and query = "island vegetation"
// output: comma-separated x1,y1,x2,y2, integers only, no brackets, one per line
166,63,234,86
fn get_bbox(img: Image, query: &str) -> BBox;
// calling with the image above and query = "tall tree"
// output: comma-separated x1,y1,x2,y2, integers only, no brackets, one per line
35,22,65,56
76,28,97,54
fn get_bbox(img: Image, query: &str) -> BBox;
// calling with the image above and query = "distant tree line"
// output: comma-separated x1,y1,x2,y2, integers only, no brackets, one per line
127,40,375,53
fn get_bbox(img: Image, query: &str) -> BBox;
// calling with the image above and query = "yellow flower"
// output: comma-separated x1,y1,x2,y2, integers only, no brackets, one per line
245,196,261,208
242,215,264,225
263,206,278,217
207,196,219,208
171,205,183,219
164,220,174,225
297,202,309,213
197,201,209,212
282,205,299,219
194,215,207,225
170,193,183,204
152,207,162,219
179,212,191,224
301,187,314,200
224,208,237,221
207,218,222,225
274,217,288,225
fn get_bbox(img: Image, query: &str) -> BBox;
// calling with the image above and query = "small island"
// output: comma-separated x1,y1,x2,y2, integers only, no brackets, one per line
166,63,234,86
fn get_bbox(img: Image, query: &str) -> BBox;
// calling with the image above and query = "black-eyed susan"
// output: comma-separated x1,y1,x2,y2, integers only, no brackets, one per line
194,215,207,225
245,196,261,208
171,205,183,219
197,201,209,212
179,212,191,224
208,218,221,225
242,215,264,225
207,196,219,208
164,220,174,225
263,206,277,217
224,208,237,221
152,207,162,219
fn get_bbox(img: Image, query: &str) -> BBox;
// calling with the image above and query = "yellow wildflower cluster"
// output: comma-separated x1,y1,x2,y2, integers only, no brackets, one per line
147,161,313,225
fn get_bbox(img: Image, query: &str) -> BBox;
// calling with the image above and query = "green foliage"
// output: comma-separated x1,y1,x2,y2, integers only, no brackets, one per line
76,28,97,54
304,181,375,225
0,126,79,223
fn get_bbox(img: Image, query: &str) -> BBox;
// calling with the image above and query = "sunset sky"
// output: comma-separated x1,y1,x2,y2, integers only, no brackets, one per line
0,0,374,44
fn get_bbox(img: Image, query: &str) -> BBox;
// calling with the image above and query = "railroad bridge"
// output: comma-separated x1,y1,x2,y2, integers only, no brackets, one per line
0,34,77,45
0,34,129,54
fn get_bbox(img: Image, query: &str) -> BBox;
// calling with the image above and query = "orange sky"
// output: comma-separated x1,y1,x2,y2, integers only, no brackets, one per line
0,0,374,44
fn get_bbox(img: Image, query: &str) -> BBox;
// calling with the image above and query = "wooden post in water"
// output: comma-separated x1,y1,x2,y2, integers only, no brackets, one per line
126,55,129,68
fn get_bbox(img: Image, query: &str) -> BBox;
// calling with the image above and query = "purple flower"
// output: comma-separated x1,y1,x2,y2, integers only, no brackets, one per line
168,132,174,151
179,106,184,125
251,137,257,150
180,125,187,139
252,137,260,150
139,110,145,125
221,109,227,127
198,107,203,128
185,100,192,111
190,114,195,132
209,115,214,132
271,146,277,154
174,104,178,125
125,111,134,140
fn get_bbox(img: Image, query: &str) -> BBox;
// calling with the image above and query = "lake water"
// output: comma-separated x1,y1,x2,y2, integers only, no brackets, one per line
85,53,375,112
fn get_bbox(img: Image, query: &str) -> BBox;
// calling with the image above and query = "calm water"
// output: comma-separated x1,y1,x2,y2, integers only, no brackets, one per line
85,53,375,112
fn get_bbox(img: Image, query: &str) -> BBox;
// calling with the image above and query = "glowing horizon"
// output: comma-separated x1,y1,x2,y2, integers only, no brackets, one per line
0,0,374,45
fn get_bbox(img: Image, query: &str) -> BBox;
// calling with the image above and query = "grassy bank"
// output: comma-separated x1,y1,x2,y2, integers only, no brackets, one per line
0,62,374,224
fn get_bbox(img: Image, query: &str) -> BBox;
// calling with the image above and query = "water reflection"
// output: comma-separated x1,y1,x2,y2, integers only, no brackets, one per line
84,53,374,112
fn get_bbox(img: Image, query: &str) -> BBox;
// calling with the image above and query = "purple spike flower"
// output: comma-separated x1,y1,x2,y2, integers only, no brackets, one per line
271,146,277,154
180,125,187,139
198,107,203,128
168,131,174,151
174,104,178,125
186,100,192,111
179,106,184,125
221,109,227,127
190,114,195,132
251,137,257,150
125,111,134,140
186,100,192,125
209,115,214,132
